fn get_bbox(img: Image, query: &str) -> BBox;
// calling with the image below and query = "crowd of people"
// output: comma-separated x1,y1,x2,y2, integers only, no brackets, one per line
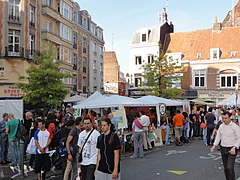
0,107,122,180
0,105,240,180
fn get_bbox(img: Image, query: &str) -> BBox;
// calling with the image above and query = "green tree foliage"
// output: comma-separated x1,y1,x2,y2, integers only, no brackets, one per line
18,46,69,108
161,88,184,99
142,43,184,98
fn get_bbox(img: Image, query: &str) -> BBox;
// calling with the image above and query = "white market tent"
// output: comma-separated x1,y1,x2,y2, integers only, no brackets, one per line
0,99,23,119
73,91,105,109
74,94,162,127
136,95,183,107
217,94,240,106
75,94,152,109
63,95,87,103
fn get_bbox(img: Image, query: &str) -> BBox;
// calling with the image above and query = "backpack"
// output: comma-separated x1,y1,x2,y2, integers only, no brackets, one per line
16,119,27,141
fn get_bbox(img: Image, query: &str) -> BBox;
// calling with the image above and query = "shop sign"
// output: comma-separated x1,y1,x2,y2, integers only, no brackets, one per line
208,93,224,98
2,86,25,97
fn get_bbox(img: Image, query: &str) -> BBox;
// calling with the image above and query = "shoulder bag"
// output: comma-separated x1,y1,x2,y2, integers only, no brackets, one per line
78,129,94,163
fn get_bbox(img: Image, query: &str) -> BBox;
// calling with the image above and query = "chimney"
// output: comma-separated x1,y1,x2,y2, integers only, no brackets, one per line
213,17,222,31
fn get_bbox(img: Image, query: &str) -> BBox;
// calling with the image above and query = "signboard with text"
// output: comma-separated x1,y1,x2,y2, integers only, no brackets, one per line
0,85,25,97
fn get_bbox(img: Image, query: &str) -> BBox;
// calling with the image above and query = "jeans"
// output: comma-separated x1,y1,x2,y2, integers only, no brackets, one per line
132,131,144,158
81,164,96,180
203,128,207,145
0,133,9,161
8,138,21,165
220,146,238,180
183,128,188,141
160,125,170,145
207,127,214,146
189,123,195,138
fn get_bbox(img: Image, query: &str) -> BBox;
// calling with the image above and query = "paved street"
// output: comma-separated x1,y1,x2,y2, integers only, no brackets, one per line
121,139,240,180
1,139,240,179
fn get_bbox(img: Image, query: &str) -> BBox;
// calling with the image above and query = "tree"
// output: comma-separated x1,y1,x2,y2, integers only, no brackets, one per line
142,43,184,98
18,45,69,108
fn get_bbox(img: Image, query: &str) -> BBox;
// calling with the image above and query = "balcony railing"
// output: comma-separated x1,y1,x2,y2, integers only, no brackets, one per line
26,49,41,60
73,85,77,91
83,47,87,54
83,86,87,93
5,47,24,58
9,14,20,22
73,43,77,49
73,64,77,71
29,21,35,28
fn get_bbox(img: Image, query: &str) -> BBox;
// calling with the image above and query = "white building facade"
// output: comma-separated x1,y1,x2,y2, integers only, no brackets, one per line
129,26,161,87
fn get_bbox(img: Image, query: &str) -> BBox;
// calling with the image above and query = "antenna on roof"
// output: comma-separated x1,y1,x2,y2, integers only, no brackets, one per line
158,12,161,24
112,33,114,51
166,0,169,11
232,0,235,26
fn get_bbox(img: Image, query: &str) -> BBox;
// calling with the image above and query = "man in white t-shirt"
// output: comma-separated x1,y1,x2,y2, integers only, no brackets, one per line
34,119,53,180
77,118,100,180
139,110,152,150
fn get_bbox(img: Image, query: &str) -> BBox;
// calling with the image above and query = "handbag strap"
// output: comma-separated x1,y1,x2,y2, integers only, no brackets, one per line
80,129,94,152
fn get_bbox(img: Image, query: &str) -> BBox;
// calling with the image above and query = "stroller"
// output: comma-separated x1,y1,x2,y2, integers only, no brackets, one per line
51,142,68,173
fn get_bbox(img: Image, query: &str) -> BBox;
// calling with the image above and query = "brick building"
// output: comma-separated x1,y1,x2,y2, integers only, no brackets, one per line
0,0,104,98
103,51,123,94
0,0,41,97
165,19,240,103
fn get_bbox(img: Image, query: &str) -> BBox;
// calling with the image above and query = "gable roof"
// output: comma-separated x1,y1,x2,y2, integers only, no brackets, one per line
165,26,240,60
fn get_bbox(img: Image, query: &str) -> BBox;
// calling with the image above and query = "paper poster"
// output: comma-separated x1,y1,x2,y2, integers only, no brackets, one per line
111,106,128,129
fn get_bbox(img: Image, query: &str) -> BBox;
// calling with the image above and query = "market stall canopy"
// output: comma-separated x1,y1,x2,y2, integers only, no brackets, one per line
63,95,87,103
74,91,104,109
74,94,156,109
190,98,215,105
217,94,240,106
136,95,183,106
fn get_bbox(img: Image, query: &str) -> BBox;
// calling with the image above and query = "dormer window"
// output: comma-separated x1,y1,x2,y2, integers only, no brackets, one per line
196,53,202,59
142,34,146,42
210,48,220,60
230,51,237,58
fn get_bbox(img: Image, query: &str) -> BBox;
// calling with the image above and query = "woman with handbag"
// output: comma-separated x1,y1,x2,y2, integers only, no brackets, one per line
130,113,144,159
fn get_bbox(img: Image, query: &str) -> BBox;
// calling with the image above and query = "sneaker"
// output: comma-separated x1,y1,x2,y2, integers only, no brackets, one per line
10,165,15,172
130,155,136,159
28,166,34,171
14,165,21,173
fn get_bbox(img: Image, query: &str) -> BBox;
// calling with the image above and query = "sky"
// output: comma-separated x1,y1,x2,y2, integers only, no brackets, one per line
77,0,235,74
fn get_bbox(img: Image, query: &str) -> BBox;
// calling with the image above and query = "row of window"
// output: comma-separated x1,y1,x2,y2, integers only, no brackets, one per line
196,49,237,59
133,71,238,88
135,55,154,65
7,29,98,68
194,70,238,88
8,0,103,39
45,21,104,55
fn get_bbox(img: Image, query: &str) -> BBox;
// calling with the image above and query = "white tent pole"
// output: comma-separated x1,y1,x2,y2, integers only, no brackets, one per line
156,104,161,127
